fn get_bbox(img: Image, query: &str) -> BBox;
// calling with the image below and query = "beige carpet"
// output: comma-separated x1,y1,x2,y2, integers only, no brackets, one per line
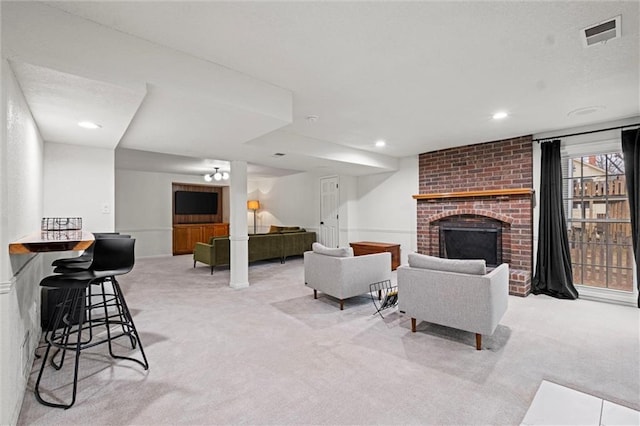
18,255,640,425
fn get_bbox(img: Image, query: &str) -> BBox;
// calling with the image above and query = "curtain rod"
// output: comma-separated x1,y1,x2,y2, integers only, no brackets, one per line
533,123,640,143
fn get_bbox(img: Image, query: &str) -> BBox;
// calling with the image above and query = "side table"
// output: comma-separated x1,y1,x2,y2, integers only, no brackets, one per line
349,241,400,270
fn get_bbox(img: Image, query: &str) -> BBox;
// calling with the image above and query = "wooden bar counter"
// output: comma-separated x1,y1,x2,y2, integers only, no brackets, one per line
9,230,94,254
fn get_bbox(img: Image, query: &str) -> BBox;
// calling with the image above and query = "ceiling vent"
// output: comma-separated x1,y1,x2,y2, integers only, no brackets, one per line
582,15,621,47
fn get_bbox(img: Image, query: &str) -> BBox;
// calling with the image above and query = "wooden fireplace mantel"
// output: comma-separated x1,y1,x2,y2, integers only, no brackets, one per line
412,188,534,200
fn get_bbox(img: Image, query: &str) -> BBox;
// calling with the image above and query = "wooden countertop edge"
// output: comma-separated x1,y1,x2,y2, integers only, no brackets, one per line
8,231,95,254
412,188,534,200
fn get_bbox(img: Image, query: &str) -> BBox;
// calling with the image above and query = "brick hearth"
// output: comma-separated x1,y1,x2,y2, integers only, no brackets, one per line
416,136,534,296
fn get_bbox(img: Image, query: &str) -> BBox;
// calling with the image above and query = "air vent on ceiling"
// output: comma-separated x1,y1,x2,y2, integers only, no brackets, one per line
582,15,621,47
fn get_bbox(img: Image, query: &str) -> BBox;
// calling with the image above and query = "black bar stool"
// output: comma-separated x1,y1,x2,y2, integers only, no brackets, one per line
35,237,148,409
42,233,129,331
50,232,124,273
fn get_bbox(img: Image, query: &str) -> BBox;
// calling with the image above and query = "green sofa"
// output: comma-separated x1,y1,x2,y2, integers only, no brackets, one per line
193,228,316,274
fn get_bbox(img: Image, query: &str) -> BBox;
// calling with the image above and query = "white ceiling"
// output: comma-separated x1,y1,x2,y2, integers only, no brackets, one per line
3,1,639,179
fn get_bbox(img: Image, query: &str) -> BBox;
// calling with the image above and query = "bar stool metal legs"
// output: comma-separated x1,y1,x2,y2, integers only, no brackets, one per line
34,277,148,409
100,277,148,369
35,288,86,409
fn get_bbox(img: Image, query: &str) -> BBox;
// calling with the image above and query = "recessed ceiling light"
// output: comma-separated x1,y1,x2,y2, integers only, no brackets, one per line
306,115,319,123
567,105,605,117
375,140,386,147
78,121,102,129
492,111,508,120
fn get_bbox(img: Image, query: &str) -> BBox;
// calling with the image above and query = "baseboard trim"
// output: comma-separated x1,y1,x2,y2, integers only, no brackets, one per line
576,285,637,307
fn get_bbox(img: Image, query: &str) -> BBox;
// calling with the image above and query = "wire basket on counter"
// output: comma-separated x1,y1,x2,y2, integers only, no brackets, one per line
41,217,83,231
40,230,84,241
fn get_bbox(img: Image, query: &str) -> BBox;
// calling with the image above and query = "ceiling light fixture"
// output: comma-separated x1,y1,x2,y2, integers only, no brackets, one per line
567,105,605,117
306,115,319,123
204,167,229,182
375,139,386,147
78,121,102,129
492,111,508,120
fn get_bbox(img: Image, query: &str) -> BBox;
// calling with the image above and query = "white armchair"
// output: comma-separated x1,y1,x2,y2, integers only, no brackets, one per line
398,253,509,350
304,244,392,310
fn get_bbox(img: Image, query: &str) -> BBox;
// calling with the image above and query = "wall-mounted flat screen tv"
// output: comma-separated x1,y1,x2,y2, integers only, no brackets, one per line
174,191,218,215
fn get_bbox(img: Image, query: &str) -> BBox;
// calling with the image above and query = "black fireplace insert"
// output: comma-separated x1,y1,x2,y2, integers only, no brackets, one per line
440,224,502,267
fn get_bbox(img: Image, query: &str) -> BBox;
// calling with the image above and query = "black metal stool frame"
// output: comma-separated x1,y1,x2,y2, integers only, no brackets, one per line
46,279,141,371
35,238,148,409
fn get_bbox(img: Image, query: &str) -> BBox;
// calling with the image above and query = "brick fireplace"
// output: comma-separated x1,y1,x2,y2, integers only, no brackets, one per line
416,136,534,296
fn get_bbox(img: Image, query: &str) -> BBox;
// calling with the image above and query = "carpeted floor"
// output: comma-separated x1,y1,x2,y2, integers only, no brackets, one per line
18,255,640,425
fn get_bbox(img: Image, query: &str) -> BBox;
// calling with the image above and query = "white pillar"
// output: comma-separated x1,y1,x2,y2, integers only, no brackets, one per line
229,160,249,289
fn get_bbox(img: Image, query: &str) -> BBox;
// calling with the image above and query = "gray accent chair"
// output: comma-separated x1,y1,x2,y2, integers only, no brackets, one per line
397,253,509,350
304,243,392,310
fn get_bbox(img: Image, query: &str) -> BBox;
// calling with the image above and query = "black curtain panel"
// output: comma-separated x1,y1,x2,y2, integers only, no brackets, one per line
621,128,640,308
532,140,579,299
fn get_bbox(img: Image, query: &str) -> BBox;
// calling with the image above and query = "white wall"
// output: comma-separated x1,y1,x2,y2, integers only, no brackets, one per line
248,157,418,262
352,156,418,264
115,169,230,257
248,171,320,235
339,175,357,247
249,172,358,247
0,59,45,426
44,142,115,232
117,159,418,262
117,168,339,256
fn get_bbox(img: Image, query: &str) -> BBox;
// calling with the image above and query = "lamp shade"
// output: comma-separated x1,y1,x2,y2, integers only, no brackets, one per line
247,200,260,210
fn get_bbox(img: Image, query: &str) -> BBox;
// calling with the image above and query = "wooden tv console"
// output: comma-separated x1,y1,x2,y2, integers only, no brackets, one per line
349,241,401,270
173,223,229,255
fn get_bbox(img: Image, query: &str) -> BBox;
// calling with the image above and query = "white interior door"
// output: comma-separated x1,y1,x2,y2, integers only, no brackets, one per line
319,176,339,247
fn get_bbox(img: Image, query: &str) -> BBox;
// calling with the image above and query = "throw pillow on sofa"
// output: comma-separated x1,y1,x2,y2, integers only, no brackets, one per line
311,242,353,257
408,253,486,275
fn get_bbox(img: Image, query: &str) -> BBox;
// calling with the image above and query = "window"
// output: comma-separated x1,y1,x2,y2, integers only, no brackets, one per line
563,153,633,292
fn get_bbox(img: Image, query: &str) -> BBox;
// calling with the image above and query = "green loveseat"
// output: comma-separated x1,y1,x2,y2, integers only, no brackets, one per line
193,227,316,274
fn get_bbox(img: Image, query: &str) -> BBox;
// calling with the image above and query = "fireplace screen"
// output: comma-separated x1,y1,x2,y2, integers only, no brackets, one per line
440,225,502,267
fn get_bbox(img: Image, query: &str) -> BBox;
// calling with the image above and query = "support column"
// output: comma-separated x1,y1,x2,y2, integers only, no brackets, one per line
229,160,249,289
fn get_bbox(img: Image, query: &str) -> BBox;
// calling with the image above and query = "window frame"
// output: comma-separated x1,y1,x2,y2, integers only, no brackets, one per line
559,139,637,305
